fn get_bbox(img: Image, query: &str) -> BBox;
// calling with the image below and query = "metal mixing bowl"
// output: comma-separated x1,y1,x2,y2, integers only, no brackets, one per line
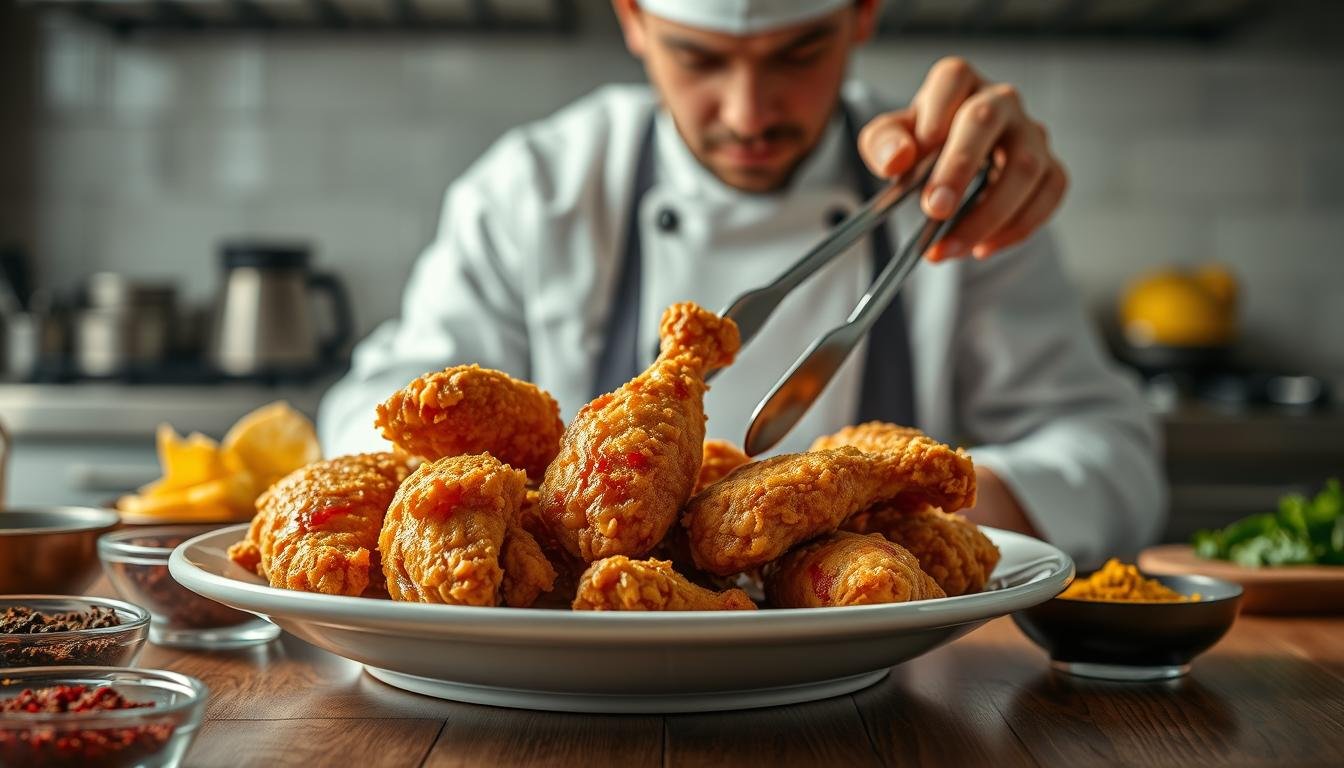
0,507,121,594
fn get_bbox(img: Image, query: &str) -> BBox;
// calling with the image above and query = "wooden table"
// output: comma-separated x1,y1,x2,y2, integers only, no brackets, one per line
133,612,1344,767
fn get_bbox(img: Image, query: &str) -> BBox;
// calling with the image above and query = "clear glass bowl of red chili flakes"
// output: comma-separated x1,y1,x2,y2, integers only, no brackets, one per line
0,666,207,768
99,525,279,649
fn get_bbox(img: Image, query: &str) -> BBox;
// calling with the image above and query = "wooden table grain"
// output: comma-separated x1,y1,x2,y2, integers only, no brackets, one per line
124,610,1344,768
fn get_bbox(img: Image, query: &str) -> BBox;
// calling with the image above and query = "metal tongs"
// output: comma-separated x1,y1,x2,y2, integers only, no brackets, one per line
722,152,992,456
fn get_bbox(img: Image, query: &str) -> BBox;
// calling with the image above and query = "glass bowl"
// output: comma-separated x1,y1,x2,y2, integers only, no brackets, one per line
99,525,279,649
0,595,149,668
0,666,207,768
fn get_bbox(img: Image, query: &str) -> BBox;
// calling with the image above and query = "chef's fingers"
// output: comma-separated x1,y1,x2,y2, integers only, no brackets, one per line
858,109,919,178
925,126,1049,262
913,56,982,149
922,83,1020,221
970,164,1069,258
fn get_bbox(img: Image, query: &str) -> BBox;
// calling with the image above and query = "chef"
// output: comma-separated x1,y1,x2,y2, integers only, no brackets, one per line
320,0,1165,565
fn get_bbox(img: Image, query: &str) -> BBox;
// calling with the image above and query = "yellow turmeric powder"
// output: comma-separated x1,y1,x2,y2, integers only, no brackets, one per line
1059,558,1201,603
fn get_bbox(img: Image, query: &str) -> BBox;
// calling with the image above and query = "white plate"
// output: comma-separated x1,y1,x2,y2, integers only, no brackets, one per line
170,525,1072,713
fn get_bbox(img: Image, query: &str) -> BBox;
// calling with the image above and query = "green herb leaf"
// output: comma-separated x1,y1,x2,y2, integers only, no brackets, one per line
1191,478,1341,567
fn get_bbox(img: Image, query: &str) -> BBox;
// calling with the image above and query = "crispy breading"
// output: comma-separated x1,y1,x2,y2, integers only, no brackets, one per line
516,488,586,607
379,453,527,606
763,531,945,608
845,502,1000,596
694,439,752,494
572,556,757,611
375,365,563,480
500,523,558,608
539,302,740,561
682,438,976,576
809,421,927,455
227,453,412,596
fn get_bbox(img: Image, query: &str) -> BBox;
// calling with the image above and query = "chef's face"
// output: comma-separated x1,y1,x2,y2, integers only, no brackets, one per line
615,2,880,194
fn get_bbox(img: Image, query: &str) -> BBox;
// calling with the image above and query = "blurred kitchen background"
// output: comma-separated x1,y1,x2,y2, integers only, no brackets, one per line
0,0,1341,544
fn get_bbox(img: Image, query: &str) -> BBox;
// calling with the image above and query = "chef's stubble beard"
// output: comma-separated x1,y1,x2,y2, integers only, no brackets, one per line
663,109,821,195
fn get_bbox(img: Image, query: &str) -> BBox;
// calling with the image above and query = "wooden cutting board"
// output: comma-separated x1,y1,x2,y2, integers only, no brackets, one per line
1139,545,1344,614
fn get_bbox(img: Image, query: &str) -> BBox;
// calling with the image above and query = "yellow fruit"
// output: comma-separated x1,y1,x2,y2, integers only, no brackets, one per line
1120,266,1237,347
119,401,319,524
116,485,238,524
220,401,322,490
146,425,228,494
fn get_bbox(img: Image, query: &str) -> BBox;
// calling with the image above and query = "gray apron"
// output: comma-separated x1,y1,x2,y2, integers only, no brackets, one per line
593,109,915,433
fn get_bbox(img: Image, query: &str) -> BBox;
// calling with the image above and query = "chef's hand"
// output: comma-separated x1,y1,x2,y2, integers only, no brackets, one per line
858,56,1068,261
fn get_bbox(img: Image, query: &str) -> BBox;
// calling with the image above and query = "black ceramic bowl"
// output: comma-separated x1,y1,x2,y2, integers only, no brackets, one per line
1012,573,1242,681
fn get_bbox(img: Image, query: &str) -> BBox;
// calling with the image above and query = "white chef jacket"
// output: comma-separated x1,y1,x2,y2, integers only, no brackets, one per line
319,83,1166,566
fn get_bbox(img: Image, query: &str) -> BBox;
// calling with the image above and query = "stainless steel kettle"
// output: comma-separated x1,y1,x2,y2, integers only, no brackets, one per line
212,241,353,377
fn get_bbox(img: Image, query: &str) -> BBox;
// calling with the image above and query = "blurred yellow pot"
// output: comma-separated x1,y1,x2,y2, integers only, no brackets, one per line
1120,265,1238,348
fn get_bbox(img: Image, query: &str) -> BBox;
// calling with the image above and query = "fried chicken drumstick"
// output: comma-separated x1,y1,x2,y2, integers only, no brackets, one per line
572,556,757,611
379,453,530,606
845,501,1000,596
539,302,740,561
814,423,998,595
375,364,563,480
683,438,976,576
227,452,412,596
763,531,945,608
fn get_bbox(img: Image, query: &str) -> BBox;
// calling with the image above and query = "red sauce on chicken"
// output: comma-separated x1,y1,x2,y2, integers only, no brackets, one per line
809,562,836,603
430,484,466,518
298,504,353,531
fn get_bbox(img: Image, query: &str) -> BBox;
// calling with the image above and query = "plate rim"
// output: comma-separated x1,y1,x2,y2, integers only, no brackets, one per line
170,524,1074,644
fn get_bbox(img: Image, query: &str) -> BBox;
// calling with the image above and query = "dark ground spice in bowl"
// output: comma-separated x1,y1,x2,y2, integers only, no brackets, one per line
0,600,148,667
1,605,122,634
106,560,252,630
101,529,259,631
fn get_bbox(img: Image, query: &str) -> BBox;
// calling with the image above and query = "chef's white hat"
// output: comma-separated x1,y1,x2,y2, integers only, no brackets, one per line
637,0,852,35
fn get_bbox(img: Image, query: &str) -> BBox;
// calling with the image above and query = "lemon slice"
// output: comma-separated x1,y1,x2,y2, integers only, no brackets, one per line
116,485,239,524
144,424,228,494
221,401,322,489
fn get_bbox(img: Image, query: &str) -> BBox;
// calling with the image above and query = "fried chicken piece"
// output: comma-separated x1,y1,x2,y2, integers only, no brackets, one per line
845,501,1000,596
763,531,945,608
695,439,752,494
515,489,586,608
227,453,412,596
572,556,757,611
227,537,261,575
375,364,563,480
379,453,527,605
646,523,747,594
539,302,740,561
683,438,976,576
500,524,558,608
809,421,926,455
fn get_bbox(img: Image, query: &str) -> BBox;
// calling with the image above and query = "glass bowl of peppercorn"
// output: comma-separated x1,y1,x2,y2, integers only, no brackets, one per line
99,525,280,649
0,666,207,768
1,596,150,668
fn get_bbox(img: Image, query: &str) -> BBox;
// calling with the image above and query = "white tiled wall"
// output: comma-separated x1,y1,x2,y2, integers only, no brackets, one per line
7,9,1344,375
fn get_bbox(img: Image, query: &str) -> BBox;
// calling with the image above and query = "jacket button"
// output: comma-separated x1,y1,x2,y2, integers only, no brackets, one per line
826,207,848,227
656,208,679,233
